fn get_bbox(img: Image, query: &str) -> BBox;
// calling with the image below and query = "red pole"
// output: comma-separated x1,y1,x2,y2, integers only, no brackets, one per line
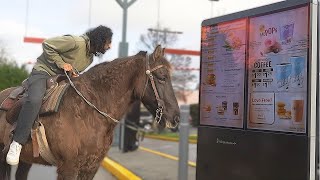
165,48,200,56
23,37,45,44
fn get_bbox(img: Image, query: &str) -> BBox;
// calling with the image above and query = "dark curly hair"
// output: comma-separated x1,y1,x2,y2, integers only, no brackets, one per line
86,25,113,56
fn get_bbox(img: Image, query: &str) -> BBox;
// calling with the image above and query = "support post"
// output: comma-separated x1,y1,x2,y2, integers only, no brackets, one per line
178,104,190,180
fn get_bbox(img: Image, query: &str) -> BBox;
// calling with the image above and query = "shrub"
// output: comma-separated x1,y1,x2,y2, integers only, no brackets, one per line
189,103,199,127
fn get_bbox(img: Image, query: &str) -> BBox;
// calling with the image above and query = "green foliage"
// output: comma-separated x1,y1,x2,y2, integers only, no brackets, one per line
190,103,199,127
0,63,29,91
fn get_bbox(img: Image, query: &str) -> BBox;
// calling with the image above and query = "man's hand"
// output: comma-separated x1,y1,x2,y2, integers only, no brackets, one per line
72,71,79,77
62,63,73,71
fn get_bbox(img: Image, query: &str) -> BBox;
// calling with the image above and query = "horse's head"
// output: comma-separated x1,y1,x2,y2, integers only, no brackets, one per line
140,45,180,129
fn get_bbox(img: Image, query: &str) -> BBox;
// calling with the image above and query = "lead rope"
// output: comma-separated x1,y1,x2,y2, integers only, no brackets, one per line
64,70,119,123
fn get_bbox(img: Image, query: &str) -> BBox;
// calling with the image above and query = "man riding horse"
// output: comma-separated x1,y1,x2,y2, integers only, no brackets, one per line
6,25,113,166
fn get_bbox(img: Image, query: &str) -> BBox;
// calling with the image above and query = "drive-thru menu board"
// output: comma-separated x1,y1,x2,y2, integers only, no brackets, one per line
200,19,247,128
248,6,309,133
200,5,309,133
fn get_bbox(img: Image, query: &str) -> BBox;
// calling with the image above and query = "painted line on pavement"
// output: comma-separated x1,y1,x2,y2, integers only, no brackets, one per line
139,146,196,167
101,157,142,180
144,134,197,144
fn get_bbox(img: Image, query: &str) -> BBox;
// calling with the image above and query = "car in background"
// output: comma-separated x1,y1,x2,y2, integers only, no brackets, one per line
139,110,153,131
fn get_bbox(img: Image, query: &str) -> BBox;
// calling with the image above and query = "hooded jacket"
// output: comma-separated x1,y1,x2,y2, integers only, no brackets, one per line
33,34,93,75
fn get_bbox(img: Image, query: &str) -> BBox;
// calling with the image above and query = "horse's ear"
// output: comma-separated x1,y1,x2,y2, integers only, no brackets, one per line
153,45,163,60
162,48,165,57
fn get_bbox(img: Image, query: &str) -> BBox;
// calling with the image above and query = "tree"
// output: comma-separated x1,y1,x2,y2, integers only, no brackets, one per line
138,25,197,103
0,42,10,65
0,44,29,91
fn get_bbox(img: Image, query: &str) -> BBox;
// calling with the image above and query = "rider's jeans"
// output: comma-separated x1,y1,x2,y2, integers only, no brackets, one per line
13,70,50,145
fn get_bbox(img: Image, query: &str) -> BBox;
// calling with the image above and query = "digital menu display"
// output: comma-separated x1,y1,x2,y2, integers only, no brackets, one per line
200,19,247,128
200,5,309,133
247,6,309,133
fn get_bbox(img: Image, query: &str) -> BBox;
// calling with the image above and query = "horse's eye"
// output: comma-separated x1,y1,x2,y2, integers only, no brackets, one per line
158,77,166,83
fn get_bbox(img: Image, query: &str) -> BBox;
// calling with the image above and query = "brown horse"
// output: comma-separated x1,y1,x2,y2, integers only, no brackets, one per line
0,45,180,180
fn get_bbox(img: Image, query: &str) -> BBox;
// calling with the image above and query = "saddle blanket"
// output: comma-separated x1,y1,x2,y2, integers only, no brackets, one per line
0,84,69,124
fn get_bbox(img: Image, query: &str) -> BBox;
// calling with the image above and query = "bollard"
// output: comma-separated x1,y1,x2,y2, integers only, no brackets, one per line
178,104,190,180
112,124,120,147
120,118,126,152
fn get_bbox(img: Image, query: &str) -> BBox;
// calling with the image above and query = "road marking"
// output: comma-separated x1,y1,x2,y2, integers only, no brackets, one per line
139,146,196,167
145,134,197,144
101,157,142,180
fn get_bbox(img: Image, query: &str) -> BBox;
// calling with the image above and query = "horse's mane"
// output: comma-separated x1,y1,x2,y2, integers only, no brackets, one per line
75,50,171,92
74,51,147,94
86,51,147,74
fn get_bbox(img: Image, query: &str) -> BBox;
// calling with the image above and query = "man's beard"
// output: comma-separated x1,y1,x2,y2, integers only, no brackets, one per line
95,49,107,57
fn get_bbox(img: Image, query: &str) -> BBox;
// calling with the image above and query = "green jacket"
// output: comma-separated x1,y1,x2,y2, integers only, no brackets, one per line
34,34,93,76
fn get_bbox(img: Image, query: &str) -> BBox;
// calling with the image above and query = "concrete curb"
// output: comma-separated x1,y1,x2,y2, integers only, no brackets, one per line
139,146,196,167
145,134,197,144
101,157,142,180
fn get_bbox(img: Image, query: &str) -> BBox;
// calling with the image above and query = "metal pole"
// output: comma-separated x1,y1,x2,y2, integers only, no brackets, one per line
115,0,137,152
88,0,92,27
116,0,136,58
210,1,213,17
122,0,128,43
120,118,125,151
209,0,219,17
178,105,190,180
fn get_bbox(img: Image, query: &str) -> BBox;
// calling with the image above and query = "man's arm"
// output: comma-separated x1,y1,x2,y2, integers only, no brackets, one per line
42,35,76,69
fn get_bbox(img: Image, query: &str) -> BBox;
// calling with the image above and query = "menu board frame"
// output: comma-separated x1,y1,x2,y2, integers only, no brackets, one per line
199,1,311,135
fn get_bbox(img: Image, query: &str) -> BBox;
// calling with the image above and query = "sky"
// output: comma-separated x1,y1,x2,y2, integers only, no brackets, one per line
0,0,284,81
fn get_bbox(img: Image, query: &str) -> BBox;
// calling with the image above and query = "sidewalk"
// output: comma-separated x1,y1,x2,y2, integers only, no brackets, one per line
106,146,196,180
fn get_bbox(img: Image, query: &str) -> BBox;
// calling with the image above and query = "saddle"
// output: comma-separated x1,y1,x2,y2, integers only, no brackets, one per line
0,74,70,125
0,75,70,165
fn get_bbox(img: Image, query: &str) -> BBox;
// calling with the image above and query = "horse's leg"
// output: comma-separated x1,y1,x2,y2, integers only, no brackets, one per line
78,164,100,180
15,161,32,180
0,159,11,180
57,162,79,180
0,143,11,180
0,160,10,180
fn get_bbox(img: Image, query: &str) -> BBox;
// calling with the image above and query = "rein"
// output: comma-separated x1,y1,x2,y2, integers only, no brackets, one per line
64,53,166,124
64,70,120,123
141,54,166,123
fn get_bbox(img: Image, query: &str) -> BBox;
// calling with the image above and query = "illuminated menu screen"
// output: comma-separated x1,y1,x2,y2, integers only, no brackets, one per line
200,19,247,128
247,6,309,133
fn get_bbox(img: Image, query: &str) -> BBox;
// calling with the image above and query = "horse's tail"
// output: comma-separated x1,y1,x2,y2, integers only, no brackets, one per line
0,144,11,180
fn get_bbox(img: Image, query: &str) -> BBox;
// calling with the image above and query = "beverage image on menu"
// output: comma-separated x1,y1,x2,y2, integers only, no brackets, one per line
233,102,239,115
291,97,304,125
280,23,294,44
290,56,305,88
275,63,292,91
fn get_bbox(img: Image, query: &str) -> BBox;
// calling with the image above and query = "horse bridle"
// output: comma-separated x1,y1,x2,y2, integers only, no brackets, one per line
65,54,166,124
141,54,166,124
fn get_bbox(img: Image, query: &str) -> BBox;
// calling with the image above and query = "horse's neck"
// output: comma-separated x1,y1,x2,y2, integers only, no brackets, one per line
80,58,144,120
